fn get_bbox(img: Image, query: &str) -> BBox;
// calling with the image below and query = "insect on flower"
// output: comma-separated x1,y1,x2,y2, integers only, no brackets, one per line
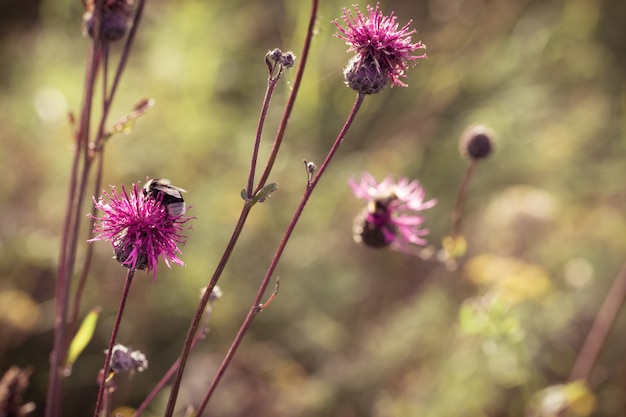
90,180,192,276
349,172,436,251
143,178,187,218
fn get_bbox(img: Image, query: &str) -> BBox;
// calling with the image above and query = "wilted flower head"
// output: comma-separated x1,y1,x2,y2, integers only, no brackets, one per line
83,0,133,42
334,3,426,93
349,172,436,250
90,181,191,277
105,344,148,374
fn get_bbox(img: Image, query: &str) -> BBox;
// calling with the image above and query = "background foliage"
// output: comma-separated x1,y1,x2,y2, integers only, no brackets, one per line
1,0,626,416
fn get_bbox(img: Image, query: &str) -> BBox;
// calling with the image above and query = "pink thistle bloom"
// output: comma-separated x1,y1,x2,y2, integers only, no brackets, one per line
349,172,436,250
90,182,192,277
334,3,426,92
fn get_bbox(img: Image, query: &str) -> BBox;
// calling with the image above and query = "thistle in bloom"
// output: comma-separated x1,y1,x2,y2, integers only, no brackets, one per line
349,172,436,250
334,3,427,94
90,181,191,277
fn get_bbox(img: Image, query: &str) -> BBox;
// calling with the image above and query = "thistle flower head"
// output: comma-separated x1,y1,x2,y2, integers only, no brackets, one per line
334,3,426,92
90,181,192,277
349,172,436,250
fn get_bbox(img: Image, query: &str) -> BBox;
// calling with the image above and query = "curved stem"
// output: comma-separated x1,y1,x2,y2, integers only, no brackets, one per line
195,93,365,415
93,268,136,417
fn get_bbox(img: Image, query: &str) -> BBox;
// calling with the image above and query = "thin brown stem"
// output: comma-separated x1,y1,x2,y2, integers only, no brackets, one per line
450,160,476,239
69,152,105,333
133,323,209,417
163,206,252,417
93,268,136,417
568,261,626,383
246,74,282,198
195,93,365,415
46,26,102,417
254,0,319,195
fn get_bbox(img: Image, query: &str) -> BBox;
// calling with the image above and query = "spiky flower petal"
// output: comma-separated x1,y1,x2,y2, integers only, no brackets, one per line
90,181,191,277
334,3,426,91
349,172,436,250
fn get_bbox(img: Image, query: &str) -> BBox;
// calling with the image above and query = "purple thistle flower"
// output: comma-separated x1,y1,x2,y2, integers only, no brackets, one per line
349,172,436,250
90,181,192,277
334,3,427,92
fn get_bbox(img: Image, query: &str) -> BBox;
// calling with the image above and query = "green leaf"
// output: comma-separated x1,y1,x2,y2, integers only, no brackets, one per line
65,307,101,368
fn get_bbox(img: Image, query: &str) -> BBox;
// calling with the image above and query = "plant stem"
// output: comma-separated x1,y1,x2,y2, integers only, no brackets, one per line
163,5,319,414
70,0,146,336
69,152,105,333
568,261,626,383
46,20,102,417
133,321,209,417
254,0,319,195
246,73,282,198
450,160,476,239
93,268,136,417
194,93,365,415
163,206,252,417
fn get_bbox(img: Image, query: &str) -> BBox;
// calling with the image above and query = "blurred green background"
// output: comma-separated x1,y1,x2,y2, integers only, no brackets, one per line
1,0,626,416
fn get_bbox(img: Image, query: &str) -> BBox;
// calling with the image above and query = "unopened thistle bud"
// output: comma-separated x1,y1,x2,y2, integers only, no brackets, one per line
344,55,388,95
83,0,132,42
267,49,296,68
459,124,495,160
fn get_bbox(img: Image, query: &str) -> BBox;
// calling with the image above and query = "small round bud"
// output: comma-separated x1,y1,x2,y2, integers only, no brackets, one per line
279,52,295,68
269,48,283,61
344,55,388,95
459,124,495,160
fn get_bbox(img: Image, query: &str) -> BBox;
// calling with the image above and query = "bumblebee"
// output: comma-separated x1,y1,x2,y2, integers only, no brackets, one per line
143,178,187,217
353,193,397,248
